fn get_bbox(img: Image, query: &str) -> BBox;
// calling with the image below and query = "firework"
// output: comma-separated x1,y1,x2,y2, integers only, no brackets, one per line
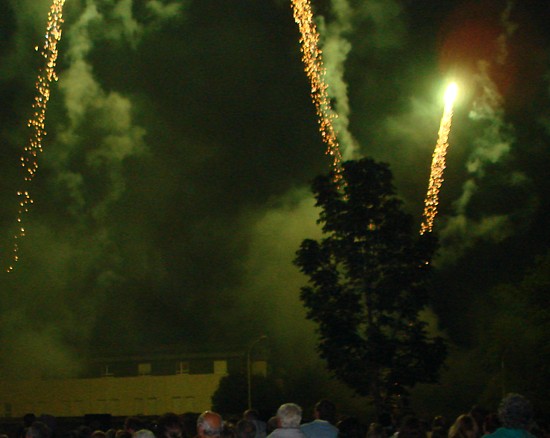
420,82,458,235
290,0,344,185
6,0,66,272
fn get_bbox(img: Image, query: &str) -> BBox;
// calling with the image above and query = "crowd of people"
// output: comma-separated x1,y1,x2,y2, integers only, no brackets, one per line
1,393,547,438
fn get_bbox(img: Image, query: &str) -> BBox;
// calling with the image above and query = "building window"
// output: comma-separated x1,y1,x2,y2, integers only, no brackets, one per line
189,359,214,374
138,363,152,375
176,361,190,374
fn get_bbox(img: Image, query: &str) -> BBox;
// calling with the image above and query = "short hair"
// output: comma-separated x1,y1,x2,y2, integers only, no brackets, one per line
125,417,146,432
26,422,51,438
498,394,533,429
134,430,156,438
197,412,223,437
277,403,302,428
235,420,256,438
448,415,477,438
315,400,336,423
158,413,182,431
243,410,260,421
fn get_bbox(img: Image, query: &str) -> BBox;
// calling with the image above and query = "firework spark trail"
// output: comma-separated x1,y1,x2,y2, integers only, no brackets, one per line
420,83,458,235
290,0,344,185
6,0,66,272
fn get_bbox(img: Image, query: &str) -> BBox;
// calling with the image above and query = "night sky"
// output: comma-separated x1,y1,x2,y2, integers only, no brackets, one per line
1,0,549,410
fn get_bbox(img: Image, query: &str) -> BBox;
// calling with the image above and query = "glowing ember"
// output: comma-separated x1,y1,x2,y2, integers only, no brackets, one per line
7,0,66,272
290,0,344,186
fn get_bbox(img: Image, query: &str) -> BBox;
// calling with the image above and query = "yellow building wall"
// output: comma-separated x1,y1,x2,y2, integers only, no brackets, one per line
1,366,227,418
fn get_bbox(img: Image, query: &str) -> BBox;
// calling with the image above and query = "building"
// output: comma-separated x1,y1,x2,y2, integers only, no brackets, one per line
0,347,267,418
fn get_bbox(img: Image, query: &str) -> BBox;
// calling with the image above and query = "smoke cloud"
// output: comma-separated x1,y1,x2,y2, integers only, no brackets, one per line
239,187,321,353
438,2,536,264
317,0,356,160
0,0,149,377
146,0,185,21
0,0,549,414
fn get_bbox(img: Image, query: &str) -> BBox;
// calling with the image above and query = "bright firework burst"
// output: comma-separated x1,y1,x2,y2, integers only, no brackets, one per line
6,0,66,272
290,0,344,186
420,82,458,235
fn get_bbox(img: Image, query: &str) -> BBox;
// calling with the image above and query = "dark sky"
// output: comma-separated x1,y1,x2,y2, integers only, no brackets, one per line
0,0,549,383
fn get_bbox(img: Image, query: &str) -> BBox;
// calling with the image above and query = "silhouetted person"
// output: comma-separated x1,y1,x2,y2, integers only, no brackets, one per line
449,415,478,438
267,404,306,438
300,400,338,438
157,413,184,438
197,411,223,438
182,413,199,438
116,430,132,438
243,410,266,438
17,414,37,438
222,422,236,438
485,394,535,438
470,408,489,438
236,421,256,438
125,418,146,435
26,422,52,438
135,430,156,438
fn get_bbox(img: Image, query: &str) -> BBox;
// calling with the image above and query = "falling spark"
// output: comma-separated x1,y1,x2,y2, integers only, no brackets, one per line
420,82,458,235
6,0,66,272
290,0,344,186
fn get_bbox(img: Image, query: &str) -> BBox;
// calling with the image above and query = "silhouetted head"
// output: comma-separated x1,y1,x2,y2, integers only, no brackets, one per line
235,420,256,438
498,394,533,430
158,413,184,438
197,411,223,438
243,410,260,422
125,417,145,434
448,415,478,438
276,404,302,428
314,400,336,424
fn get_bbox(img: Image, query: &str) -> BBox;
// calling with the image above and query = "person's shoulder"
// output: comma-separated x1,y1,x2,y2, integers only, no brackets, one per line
300,420,323,431
301,421,337,436
486,428,535,438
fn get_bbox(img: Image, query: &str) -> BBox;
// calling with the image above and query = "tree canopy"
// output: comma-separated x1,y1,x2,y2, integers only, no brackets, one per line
294,158,447,413
211,371,285,417
475,249,550,413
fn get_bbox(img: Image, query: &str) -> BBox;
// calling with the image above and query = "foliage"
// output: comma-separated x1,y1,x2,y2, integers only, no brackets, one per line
294,158,447,413
477,251,550,413
211,371,285,418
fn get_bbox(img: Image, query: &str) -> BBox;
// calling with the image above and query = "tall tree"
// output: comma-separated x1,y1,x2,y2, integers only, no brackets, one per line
294,158,447,414
476,250,550,413
211,371,285,417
